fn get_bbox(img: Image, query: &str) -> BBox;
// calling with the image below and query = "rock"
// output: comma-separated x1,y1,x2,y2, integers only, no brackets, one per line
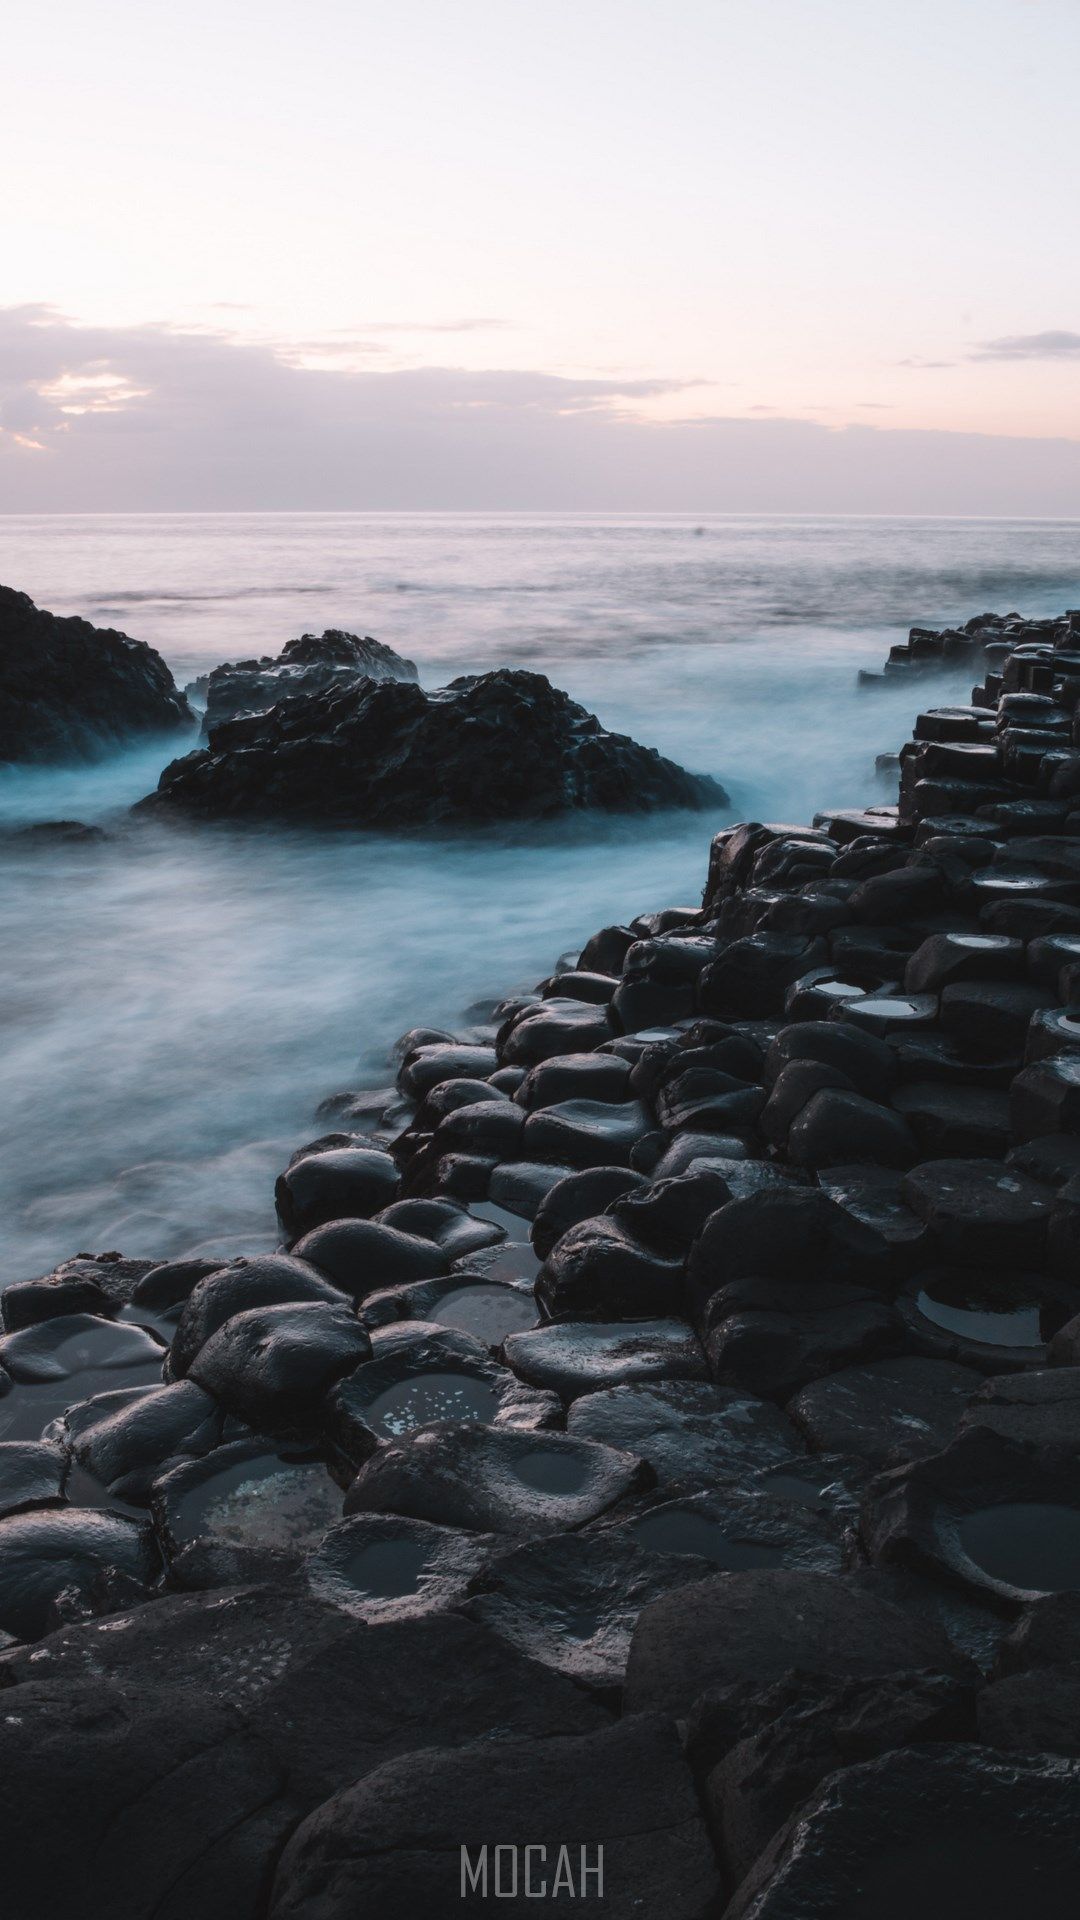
325,1325,549,1464
0,1588,605,1918
1011,1054,1080,1139
462,1529,718,1690
131,1256,225,1311
863,1426,1080,1607
535,1217,685,1319
375,1197,503,1260
305,1512,501,1622
764,1019,897,1101
724,1746,1080,1920
59,1380,224,1500
359,1272,538,1346
977,1666,1080,1755
485,1160,569,1218
892,1081,1013,1157
687,1188,895,1328
568,1379,801,1487
962,1368,1080,1449
996,1591,1080,1673
343,1422,650,1534
0,584,192,763
0,1508,160,1640
704,1669,974,1883
904,931,1025,993
624,1567,958,1714
705,1281,905,1400
618,1485,846,1579
504,1320,707,1400
0,1314,167,1443
290,1220,448,1300
141,669,727,826
170,1256,348,1376
269,1713,720,1920
530,1167,647,1259
900,1159,1053,1268
522,1097,653,1170
1,1268,112,1332
789,1357,980,1465
787,1088,917,1169
499,996,615,1066
151,1437,343,1574
199,628,418,735
190,1303,372,1432
275,1147,400,1238
0,1441,66,1516
515,1052,631,1109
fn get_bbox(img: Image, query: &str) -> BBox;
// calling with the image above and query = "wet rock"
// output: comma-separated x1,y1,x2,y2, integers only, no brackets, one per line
568,1379,800,1486
535,1217,685,1318
940,978,1053,1052
0,584,193,763
899,1265,1077,1369
275,1147,400,1238
724,1746,1080,1920
624,1567,958,1714
504,1320,708,1400
863,1426,1080,1607
190,1303,372,1432
397,1044,499,1100
901,1158,1053,1267
1,1267,112,1332
704,1669,974,1883
325,1325,549,1464
0,1314,167,1443
375,1197,504,1260
462,1528,716,1689
131,1256,225,1312
687,1187,895,1329
515,1052,631,1109
199,627,418,734
343,1422,651,1534
962,1367,1080,1449
904,930,1025,993
0,1441,65,1516
618,1485,846,1579
699,934,829,1018
144,668,726,826
59,1379,224,1500
522,1096,653,1169
764,1018,898,1101
290,1219,448,1301
977,1666,1080,1755
815,1162,926,1256
995,1591,1080,1673
789,1356,979,1465
359,1273,538,1345
787,1087,917,1169
892,1081,1012,1157
530,1166,647,1259
1011,1053,1080,1139
705,1281,905,1400
152,1437,343,1575
499,996,615,1066
0,1508,160,1640
269,1713,719,1920
306,1512,501,1622
170,1256,349,1376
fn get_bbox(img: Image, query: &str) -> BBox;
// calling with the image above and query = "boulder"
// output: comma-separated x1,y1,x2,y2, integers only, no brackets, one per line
197,628,418,735
0,585,192,763
189,1303,372,1432
140,669,727,826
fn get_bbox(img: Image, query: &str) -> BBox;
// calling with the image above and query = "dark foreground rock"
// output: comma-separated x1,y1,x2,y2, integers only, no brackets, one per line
0,585,192,763
138,668,727,826
191,627,418,735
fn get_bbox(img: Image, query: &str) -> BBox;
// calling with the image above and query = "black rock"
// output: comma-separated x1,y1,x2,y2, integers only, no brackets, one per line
291,1219,448,1299
0,1507,160,1640
705,1280,905,1400
724,1745,1080,1920
977,1665,1080,1755
900,1158,1053,1267
624,1567,959,1714
961,1368,1080,1449
790,1356,979,1465
198,628,418,734
305,1512,501,1621
151,1437,343,1575
269,1714,720,1920
275,1147,400,1238
530,1166,647,1259
60,1379,224,1500
687,1187,895,1328
0,1440,66,1516
325,1324,550,1464
189,1302,372,1432
535,1217,686,1319
141,669,727,826
504,1319,708,1400
375,1197,504,1260
0,584,192,764
568,1378,800,1486
170,1255,348,1376
522,1097,653,1170
343,1421,650,1534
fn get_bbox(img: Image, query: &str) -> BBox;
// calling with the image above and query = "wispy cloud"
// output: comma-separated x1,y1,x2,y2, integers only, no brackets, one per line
971,330,1080,361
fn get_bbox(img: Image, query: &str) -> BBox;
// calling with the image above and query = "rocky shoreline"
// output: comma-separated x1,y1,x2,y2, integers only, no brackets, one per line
3,606,1080,1913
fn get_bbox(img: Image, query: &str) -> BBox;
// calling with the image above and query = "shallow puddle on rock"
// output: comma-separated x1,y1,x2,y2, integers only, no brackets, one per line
365,1371,501,1437
916,1277,1046,1347
0,1324,166,1443
631,1507,786,1568
334,1536,436,1599
957,1502,1080,1592
428,1283,537,1343
467,1240,542,1284
756,1465,838,1508
512,1447,592,1495
170,1452,341,1554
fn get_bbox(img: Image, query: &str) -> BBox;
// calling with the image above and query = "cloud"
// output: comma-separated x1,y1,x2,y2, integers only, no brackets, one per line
971,330,1080,360
1,304,1080,514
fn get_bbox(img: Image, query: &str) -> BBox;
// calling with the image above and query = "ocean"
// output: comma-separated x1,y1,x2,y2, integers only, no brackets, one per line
1,512,1078,1278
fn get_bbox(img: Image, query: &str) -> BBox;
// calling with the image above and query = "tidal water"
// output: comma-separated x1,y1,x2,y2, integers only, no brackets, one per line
1,512,1079,1278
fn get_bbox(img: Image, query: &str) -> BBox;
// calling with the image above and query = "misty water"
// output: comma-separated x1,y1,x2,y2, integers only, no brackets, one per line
2,512,1079,1279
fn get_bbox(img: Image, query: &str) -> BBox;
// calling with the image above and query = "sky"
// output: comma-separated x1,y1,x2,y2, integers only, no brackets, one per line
2,0,1079,511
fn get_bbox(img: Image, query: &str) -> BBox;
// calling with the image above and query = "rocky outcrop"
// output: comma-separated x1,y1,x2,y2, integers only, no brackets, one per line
0,586,193,763
188,628,418,735
138,668,728,826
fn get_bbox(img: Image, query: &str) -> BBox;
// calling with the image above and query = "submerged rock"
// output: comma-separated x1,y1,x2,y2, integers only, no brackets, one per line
0,584,192,763
139,669,727,826
195,628,418,735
